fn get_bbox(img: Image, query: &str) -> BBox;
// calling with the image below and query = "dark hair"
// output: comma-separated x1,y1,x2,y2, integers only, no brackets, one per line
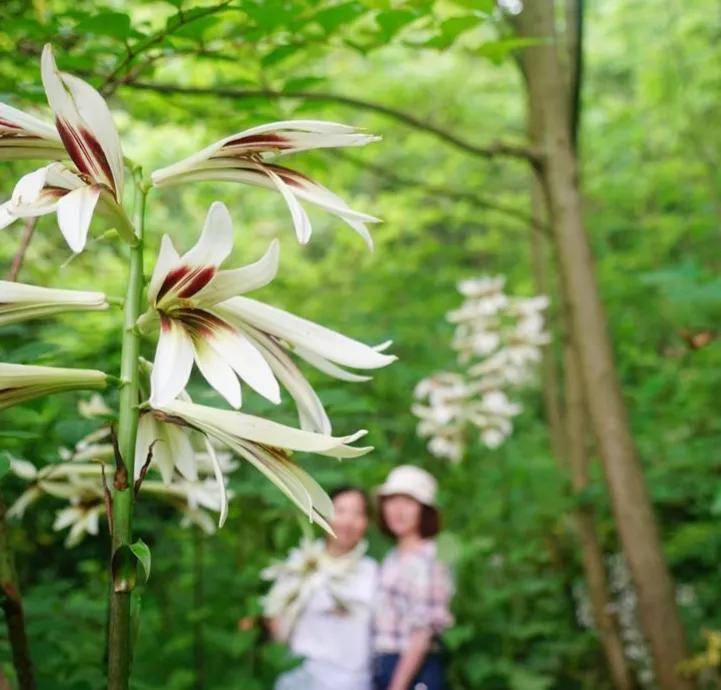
377,496,441,539
329,485,369,513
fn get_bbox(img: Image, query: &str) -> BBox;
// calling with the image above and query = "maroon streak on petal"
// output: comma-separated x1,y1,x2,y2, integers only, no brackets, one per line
56,119,95,179
0,119,22,130
177,266,216,298
263,163,312,188
176,309,234,338
157,265,217,302
160,315,172,332
222,133,292,150
81,128,116,194
157,265,192,302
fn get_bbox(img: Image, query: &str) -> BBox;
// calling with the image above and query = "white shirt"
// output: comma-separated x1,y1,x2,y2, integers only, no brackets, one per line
274,552,377,690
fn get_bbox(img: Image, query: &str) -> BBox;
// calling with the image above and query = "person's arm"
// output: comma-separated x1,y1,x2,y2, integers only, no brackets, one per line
266,616,288,643
388,628,434,690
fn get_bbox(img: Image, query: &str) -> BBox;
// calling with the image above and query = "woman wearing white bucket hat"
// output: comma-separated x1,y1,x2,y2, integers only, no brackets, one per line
372,466,453,690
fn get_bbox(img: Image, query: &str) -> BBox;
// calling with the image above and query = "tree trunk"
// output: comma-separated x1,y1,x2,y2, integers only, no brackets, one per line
0,495,36,690
563,339,636,690
515,2,692,688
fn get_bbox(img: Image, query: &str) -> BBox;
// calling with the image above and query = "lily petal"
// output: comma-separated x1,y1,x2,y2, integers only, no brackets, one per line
204,325,281,405
150,318,195,406
233,441,333,533
192,337,242,408
181,201,233,268
55,184,100,253
158,398,370,458
41,44,123,196
217,296,396,370
293,345,372,383
0,102,62,142
203,436,228,527
194,239,279,306
263,166,312,244
147,234,181,304
246,328,332,434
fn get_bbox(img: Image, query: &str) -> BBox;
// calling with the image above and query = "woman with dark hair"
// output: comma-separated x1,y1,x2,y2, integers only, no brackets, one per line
264,486,378,690
373,466,453,690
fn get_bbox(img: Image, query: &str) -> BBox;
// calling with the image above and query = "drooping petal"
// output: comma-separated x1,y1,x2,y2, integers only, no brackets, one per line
55,184,100,253
246,328,332,434
149,318,195,406
204,324,281,405
41,44,123,196
163,421,197,482
192,337,242,408
194,239,280,306
158,399,370,458
233,441,334,533
217,296,396,371
180,201,234,268
158,164,379,249
202,436,228,527
292,345,372,383
263,166,312,244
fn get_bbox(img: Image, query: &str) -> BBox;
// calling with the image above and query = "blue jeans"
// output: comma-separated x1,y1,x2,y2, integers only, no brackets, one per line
372,653,446,690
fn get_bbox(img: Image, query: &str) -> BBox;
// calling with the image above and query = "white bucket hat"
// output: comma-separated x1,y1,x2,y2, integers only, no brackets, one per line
376,465,438,507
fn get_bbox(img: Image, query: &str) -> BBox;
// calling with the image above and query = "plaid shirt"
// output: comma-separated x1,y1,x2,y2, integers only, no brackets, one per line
372,540,453,653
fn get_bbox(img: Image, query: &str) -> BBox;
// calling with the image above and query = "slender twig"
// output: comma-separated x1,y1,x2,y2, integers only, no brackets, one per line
101,2,233,96
330,149,548,234
118,80,541,164
5,218,38,282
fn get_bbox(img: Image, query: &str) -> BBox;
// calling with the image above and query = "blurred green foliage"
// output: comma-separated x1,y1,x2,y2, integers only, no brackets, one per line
0,0,720,688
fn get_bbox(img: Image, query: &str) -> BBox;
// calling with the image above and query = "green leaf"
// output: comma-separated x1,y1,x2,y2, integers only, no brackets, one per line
111,539,151,592
76,12,133,40
129,539,151,582
476,36,546,64
310,2,366,34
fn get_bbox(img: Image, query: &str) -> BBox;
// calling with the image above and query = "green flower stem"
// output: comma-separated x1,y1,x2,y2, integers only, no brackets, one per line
106,180,148,690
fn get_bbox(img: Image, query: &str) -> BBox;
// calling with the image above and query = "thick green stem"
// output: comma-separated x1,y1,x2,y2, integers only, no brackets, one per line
107,184,147,690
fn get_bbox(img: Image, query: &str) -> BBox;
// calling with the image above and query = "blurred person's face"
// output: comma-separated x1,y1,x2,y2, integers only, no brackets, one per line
382,493,423,539
329,490,368,552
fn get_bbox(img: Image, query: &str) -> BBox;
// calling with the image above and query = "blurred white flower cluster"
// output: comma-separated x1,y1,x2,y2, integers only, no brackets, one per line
261,537,367,640
6,395,235,547
413,275,548,461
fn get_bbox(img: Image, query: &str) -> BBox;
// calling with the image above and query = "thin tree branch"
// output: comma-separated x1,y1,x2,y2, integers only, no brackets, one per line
118,80,542,164
331,149,548,234
100,1,233,96
565,0,584,148
5,219,38,282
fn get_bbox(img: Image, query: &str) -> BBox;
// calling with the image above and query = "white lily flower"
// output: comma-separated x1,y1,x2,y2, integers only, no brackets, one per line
151,120,381,249
54,504,103,547
0,363,107,410
139,202,394,423
152,398,371,533
0,280,107,326
8,456,229,544
78,393,113,418
134,412,232,528
0,45,131,253
138,201,282,409
0,102,64,160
